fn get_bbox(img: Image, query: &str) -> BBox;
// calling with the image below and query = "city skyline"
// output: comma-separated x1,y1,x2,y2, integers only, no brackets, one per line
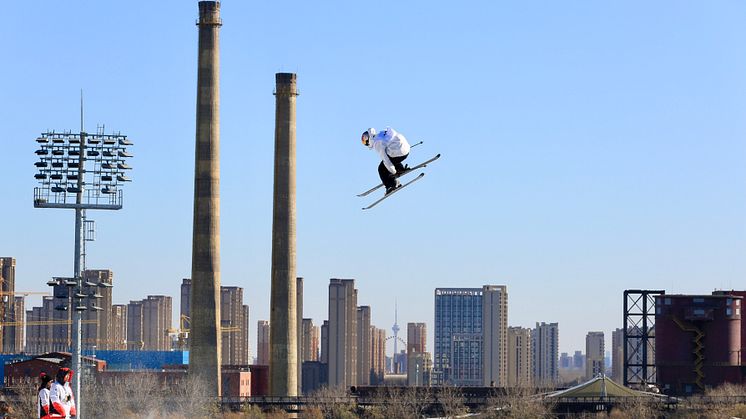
5,258,744,362
2,1,745,359
4,256,745,388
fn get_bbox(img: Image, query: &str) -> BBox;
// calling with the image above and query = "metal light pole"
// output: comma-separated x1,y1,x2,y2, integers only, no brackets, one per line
33,119,133,418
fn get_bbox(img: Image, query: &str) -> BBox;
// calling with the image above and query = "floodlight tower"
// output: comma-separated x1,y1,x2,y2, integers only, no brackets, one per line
33,112,133,418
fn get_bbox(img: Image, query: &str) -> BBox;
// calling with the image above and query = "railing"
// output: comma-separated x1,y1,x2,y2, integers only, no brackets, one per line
33,187,122,210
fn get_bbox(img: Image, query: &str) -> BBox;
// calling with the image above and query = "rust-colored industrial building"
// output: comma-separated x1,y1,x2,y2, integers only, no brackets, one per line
714,290,746,365
4,352,106,388
655,291,744,395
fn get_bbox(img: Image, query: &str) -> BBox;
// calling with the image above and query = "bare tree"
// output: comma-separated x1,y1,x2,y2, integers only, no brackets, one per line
169,374,220,417
607,396,658,419
299,405,325,419
83,373,162,416
436,385,466,418
306,386,356,419
83,373,222,418
3,380,35,419
242,403,268,418
483,387,555,419
702,383,746,419
376,387,410,418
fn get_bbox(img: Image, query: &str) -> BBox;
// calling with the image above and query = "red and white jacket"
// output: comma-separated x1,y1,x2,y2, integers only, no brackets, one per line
49,381,70,418
38,387,50,419
64,382,76,417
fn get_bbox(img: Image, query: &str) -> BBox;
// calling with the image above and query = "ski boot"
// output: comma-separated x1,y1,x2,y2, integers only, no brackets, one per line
385,180,402,195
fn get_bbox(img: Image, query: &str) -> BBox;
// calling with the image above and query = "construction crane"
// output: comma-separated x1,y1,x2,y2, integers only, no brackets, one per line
0,291,50,306
166,315,240,350
0,291,50,297
0,319,98,327
166,315,191,350
0,291,53,332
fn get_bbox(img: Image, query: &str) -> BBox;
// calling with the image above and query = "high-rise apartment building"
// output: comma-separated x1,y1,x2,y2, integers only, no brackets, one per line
256,320,270,365
320,320,329,365
407,323,427,354
434,287,484,386
371,326,386,385
183,279,250,364
180,278,192,334
111,304,127,350
26,297,51,354
573,350,584,369
127,300,144,350
81,269,114,350
301,318,319,362
532,322,559,386
243,305,250,361
142,295,172,350
328,278,358,388
356,306,372,385
611,328,624,383
433,285,509,386
10,296,24,353
407,351,433,386
221,287,249,365
25,268,114,354
126,296,172,351
507,326,532,387
1,257,22,353
586,331,605,379
482,285,508,387
406,322,432,387
297,277,303,394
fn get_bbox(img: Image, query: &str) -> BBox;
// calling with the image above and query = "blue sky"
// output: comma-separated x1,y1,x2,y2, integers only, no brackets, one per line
2,1,745,356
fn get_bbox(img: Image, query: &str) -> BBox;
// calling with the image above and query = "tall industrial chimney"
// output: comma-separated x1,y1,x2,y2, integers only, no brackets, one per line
270,73,299,396
190,0,222,396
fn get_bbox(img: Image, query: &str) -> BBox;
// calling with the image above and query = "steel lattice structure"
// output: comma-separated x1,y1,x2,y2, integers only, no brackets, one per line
623,289,665,389
33,129,132,209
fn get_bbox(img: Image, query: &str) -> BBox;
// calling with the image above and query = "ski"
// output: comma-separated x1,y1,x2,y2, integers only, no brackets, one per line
356,153,441,197
362,173,425,210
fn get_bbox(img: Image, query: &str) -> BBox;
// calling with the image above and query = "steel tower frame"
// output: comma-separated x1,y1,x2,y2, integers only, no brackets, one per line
623,289,665,388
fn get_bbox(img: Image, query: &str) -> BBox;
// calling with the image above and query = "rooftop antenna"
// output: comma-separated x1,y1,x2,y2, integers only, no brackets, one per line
80,89,84,133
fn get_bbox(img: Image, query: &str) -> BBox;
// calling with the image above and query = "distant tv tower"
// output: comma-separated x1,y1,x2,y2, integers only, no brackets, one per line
392,300,400,372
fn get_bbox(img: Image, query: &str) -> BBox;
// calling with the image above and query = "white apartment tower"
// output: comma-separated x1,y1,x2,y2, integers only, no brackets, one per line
482,285,508,387
507,326,532,387
532,322,559,386
586,331,605,379
328,279,358,388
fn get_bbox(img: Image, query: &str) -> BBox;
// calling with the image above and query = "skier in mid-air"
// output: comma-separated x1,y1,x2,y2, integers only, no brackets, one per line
361,127,411,194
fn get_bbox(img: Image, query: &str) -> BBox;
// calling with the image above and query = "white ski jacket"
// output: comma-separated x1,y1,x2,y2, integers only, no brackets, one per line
369,127,410,174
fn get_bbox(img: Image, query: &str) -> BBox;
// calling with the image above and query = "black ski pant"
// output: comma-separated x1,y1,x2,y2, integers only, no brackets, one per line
378,153,409,189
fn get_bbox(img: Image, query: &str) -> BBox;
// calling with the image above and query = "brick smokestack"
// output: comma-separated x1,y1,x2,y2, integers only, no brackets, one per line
270,73,299,396
190,0,222,396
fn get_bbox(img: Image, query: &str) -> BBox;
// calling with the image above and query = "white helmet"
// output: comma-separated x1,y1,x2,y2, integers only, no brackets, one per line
361,128,376,147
